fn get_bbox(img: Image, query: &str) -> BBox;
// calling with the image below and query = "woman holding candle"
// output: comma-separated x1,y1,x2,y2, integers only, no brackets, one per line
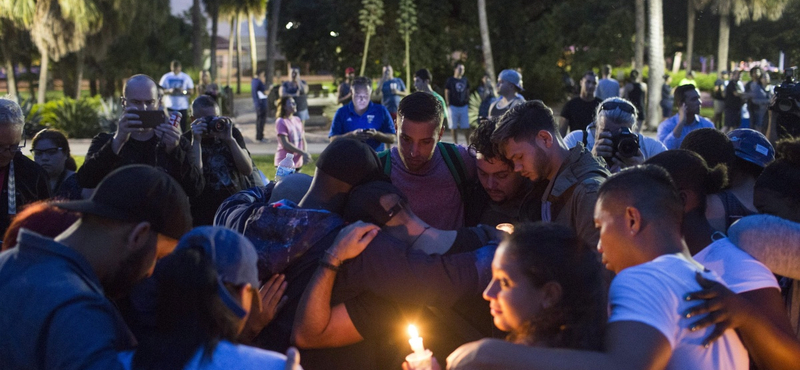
482,222,606,349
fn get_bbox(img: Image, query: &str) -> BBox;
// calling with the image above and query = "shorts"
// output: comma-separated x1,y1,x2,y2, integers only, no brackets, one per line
713,100,725,115
295,109,310,121
448,105,470,129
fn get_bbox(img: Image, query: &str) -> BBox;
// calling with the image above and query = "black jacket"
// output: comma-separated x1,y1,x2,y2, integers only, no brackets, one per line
0,153,51,235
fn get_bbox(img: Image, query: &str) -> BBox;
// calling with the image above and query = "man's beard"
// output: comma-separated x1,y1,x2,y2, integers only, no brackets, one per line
102,238,156,299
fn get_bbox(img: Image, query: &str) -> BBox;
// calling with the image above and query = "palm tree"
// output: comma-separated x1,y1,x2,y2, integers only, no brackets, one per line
715,0,787,73
202,0,221,80
686,0,712,73
359,0,384,76
23,0,103,103
398,0,417,89
244,0,266,78
192,0,203,68
477,0,495,84
646,0,664,130
265,0,280,88
634,0,645,70
0,19,27,98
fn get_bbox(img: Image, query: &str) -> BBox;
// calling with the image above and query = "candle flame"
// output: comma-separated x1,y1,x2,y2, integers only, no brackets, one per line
408,324,419,338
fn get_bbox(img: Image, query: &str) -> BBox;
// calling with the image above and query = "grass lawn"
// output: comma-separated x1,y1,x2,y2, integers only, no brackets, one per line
69,154,316,182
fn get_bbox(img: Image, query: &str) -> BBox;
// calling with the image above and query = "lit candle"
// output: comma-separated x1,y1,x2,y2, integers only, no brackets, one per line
408,325,425,353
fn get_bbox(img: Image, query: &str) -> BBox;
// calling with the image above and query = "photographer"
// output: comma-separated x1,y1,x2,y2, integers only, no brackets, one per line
766,67,800,142
77,74,202,197
564,98,666,173
188,95,254,226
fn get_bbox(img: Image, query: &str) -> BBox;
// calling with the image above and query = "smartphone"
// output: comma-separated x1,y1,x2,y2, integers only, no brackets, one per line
130,110,166,128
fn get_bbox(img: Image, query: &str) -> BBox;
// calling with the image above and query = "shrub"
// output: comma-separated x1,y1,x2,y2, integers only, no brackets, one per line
35,96,103,139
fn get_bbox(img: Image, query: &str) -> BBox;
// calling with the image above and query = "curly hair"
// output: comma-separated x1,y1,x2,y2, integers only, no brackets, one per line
469,116,511,166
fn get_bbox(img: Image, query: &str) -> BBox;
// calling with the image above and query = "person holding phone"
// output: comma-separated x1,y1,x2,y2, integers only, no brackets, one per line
77,74,203,198
656,84,714,149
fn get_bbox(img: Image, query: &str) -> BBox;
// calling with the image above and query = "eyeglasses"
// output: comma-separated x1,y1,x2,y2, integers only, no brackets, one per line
600,101,636,114
0,137,26,155
31,147,63,157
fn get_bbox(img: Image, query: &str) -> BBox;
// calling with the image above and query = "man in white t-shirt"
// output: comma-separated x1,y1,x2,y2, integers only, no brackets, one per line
159,60,194,132
564,98,666,173
447,165,748,370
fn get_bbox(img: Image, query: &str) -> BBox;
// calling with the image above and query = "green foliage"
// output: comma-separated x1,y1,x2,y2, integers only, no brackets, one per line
360,0,385,36
35,96,102,138
397,0,417,37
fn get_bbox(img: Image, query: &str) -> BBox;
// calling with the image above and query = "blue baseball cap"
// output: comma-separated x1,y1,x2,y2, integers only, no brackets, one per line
498,69,524,91
175,226,259,318
727,128,775,168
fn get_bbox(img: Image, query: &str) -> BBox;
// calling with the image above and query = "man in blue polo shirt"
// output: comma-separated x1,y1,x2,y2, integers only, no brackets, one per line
329,77,396,152
0,165,192,370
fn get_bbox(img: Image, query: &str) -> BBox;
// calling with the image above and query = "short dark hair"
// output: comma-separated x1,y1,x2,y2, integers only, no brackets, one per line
674,84,698,107
352,76,372,92
415,68,432,82
492,100,559,152
192,95,219,113
256,68,265,76
397,92,443,129
630,69,640,80
171,60,181,70
598,165,683,227
680,128,736,169
601,64,612,76
581,71,596,80
469,116,510,165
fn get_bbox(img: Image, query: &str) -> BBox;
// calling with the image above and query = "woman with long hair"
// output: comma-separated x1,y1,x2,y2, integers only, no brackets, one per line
274,96,310,168
31,128,82,199
118,227,298,370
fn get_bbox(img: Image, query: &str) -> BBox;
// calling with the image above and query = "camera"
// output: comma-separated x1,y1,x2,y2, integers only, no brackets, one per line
771,67,800,114
204,116,228,133
609,127,640,159
770,67,800,138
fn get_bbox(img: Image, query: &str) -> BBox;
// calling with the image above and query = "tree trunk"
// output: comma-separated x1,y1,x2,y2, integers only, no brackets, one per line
405,34,410,89
477,0,496,84
686,1,695,73
236,13,243,94
192,0,203,68
359,32,371,76
210,5,219,81
646,0,664,130
4,60,17,98
227,16,236,87
74,49,84,99
248,12,258,77
717,1,730,73
266,0,281,87
37,49,48,104
634,0,645,69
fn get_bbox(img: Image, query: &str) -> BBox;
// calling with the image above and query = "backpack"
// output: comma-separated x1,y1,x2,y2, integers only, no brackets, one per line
377,142,470,206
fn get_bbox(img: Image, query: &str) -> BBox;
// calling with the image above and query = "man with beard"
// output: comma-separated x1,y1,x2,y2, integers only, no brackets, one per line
491,100,609,246
0,165,192,370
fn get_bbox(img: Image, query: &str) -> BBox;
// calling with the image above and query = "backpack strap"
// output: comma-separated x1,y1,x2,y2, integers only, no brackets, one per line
438,142,468,200
377,149,392,176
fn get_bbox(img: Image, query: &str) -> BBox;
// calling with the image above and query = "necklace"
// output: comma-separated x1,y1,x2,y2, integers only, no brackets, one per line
410,225,431,248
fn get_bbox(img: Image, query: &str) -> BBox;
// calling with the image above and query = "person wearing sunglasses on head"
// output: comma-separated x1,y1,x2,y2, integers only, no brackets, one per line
0,98,50,236
564,98,667,173
31,128,83,200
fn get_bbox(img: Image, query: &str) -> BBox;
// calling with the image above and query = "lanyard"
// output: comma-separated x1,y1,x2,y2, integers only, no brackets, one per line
8,160,16,215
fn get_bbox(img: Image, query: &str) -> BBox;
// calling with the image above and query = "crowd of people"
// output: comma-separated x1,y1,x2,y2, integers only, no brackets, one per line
0,57,799,370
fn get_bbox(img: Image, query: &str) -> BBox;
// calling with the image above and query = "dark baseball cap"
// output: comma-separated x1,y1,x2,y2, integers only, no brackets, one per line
316,138,384,186
57,165,192,239
343,181,408,226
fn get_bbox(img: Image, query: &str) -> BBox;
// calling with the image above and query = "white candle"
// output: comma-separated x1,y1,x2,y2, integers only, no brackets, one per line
408,325,425,353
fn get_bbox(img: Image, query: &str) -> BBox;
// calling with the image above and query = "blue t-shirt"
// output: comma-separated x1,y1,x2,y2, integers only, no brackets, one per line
656,113,715,150
251,78,268,108
381,78,406,113
0,230,135,370
329,102,396,152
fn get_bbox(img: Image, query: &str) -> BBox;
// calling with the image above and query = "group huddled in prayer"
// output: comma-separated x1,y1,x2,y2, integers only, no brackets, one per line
3,1,800,369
